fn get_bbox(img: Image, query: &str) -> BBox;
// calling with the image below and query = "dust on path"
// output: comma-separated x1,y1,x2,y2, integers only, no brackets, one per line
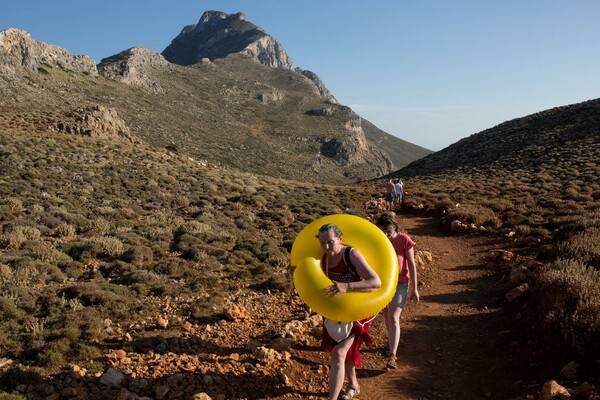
354,213,539,400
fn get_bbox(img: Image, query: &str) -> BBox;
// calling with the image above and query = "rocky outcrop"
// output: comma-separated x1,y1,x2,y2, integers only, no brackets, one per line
297,69,338,104
0,28,97,76
50,105,132,140
98,47,170,93
320,109,394,175
162,11,294,70
239,34,294,70
257,89,284,104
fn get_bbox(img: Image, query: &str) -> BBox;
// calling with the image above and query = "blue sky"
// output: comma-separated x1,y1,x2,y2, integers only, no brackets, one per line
2,1,599,151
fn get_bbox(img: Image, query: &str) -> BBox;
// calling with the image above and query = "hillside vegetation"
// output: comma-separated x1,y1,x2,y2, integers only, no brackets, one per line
0,124,375,372
389,99,600,376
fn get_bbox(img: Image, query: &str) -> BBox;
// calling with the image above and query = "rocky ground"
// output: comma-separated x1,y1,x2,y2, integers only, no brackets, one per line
3,213,597,399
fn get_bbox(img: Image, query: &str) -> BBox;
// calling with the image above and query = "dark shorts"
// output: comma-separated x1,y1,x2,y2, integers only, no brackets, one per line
385,192,394,202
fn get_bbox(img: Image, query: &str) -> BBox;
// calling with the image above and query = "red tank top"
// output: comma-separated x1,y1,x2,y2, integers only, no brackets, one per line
321,247,360,283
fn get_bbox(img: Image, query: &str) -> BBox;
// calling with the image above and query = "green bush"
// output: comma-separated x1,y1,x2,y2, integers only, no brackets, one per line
0,297,25,320
121,245,154,266
59,283,119,307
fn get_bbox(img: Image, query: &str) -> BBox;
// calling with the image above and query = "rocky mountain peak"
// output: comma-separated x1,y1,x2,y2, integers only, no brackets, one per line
161,11,337,102
162,10,293,69
0,28,97,76
198,10,248,27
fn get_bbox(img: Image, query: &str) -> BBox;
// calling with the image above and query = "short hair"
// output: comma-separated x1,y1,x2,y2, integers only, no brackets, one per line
316,223,343,238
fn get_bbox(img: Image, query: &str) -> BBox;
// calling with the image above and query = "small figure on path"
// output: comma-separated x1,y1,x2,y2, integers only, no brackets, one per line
385,179,397,211
376,213,420,369
394,178,404,208
317,223,381,400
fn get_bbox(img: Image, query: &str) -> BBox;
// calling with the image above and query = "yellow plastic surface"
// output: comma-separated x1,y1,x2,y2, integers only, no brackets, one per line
291,214,398,322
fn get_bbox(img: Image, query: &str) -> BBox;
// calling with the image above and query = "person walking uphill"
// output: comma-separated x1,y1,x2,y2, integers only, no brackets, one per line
393,178,404,208
385,179,397,211
376,213,419,369
317,223,382,400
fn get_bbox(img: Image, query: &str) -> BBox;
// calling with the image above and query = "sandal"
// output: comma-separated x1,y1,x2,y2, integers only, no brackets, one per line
338,384,360,399
386,354,397,369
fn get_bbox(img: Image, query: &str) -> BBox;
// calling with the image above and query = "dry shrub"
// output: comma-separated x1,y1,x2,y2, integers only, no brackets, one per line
0,226,42,250
84,218,111,235
515,225,532,236
54,223,76,237
2,197,23,211
86,236,125,258
534,258,600,360
0,263,13,287
445,204,501,228
557,226,600,268
0,264,40,288
177,220,211,235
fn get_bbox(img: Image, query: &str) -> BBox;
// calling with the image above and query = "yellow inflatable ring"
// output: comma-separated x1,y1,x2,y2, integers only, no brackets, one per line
291,214,398,322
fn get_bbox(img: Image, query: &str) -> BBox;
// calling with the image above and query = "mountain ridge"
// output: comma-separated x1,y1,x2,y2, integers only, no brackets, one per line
0,16,431,184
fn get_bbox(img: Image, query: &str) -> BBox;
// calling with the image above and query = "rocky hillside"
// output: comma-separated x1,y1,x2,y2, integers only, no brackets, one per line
0,22,430,184
398,98,600,181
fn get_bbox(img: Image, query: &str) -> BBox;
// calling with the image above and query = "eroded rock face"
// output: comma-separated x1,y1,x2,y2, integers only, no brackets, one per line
0,28,97,76
97,47,170,93
319,110,393,175
162,11,294,70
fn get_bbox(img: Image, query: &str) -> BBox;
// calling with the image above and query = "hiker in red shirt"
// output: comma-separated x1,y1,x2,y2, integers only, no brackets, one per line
376,213,420,369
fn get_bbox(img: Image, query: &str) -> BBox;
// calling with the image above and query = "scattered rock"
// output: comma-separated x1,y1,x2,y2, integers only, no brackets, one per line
225,304,247,321
559,361,579,379
100,367,125,387
505,283,530,303
540,380,571,399
156,316,169,329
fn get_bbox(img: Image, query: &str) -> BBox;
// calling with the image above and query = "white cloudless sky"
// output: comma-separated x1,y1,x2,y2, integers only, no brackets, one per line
2,0,599,151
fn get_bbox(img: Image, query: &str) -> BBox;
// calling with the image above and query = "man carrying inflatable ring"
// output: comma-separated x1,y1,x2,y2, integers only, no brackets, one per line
291,214,398,400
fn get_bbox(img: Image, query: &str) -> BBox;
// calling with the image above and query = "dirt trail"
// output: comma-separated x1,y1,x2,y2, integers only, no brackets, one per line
349,213,539,400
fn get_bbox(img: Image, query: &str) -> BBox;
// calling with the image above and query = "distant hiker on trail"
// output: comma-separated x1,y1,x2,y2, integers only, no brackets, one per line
317,223,381,400
393,178,404,208
385,179,397,211
376,213,419,369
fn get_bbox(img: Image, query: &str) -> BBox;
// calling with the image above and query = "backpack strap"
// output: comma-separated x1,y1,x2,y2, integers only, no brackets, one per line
343,245,358,276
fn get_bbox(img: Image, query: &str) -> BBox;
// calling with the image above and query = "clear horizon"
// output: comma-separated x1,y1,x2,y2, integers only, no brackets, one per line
2,1,599,151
